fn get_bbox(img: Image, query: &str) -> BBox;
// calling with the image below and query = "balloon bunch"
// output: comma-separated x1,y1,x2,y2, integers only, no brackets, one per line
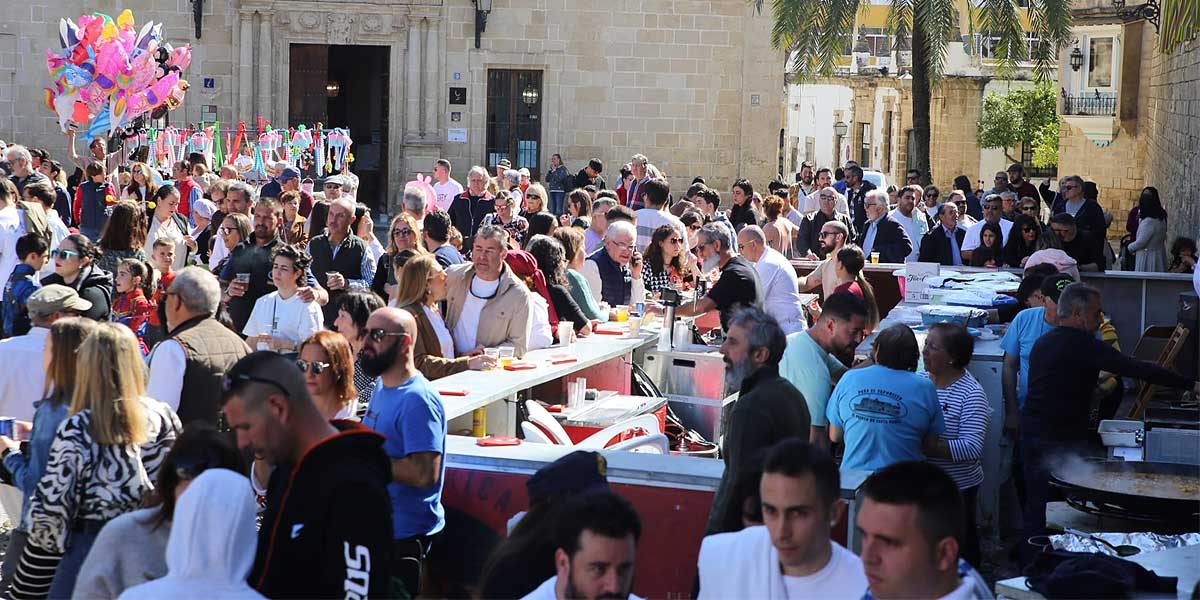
44,10,191,137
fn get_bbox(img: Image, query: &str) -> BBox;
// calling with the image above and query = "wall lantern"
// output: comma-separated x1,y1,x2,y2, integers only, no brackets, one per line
1069,44,1084,72
521,85,540,106
474,0,493,49
833,121,849,137
325,80,341,97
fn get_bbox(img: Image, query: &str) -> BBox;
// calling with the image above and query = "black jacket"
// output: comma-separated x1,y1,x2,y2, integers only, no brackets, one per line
918,226,967,266
846,181,878,232
797,211,856,258
41,264,113,321
252,421,393,599
727,203,761,232
705,365,811,535
447,191,496,242
856,216,913,264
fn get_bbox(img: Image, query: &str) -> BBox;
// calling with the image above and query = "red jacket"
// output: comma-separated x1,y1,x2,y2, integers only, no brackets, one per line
175,176,197,218
73,181,118,226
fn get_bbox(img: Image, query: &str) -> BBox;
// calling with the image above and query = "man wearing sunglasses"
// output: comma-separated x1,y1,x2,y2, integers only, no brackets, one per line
961,194,1012,263
797,187,854,260
358,307,447,597
221,351,392,599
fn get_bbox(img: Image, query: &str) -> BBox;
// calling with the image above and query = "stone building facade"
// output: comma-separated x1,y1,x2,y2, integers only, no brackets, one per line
0,0,782,212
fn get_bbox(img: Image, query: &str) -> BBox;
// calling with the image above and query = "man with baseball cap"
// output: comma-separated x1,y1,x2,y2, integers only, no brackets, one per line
278,166,314,217
0,285,90,420
258,161,287,200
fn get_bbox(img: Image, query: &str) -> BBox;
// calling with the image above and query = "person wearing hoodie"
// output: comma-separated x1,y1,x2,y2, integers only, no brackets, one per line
116,469,264,600
220,351,392,599
40,234,113,321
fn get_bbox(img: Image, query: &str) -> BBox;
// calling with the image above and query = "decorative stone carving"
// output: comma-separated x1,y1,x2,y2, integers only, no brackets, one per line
363,14,383,33
328,13,355,44
297,12,320,29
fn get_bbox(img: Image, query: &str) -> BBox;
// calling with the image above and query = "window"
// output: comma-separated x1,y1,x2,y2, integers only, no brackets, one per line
858,123,872,168
860,28,892,57
1025,32,1044,60
1088,37,1114,88
486,70,543,180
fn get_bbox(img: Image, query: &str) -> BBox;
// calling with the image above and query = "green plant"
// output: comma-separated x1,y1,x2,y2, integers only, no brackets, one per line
976,82,1058,167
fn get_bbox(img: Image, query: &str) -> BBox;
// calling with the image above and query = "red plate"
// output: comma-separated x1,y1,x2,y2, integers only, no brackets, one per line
476,436,521,447
503,362,537,371
438,389,469,396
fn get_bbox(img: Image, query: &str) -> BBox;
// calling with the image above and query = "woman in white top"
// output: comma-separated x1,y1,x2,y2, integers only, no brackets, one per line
121,162,158,208
1128,186,1168,272
297,331,360,420
394,254,489,379
144,185,194,270
242,244,324,353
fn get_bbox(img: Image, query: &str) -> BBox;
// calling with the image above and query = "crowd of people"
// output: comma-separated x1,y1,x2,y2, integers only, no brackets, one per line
0,136,1195,600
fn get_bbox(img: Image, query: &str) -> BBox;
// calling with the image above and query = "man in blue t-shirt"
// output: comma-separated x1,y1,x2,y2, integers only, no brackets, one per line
1000,273,1069,438
359,307,447,597
827,325,945,472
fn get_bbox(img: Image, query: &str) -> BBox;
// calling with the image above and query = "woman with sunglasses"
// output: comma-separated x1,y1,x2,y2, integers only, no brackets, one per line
969,222,1005,268
8,323,181,599
371,213,427,300
1017,197,1043,225
559,188,591,228
0,318,96,588
394,254,489,379
212,213,251,277
120,162,159,209
41,234,113,321
1004,214,1041,268
641,224,690,296
333,289,386,410
242,244,324,354
297,331,360,419
481,190,529,249
71,423,244,599
522,183,548,217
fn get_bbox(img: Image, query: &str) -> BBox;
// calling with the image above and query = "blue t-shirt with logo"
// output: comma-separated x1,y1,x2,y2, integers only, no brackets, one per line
827,364,946,472
1000,307,1056,409
362,372,447,539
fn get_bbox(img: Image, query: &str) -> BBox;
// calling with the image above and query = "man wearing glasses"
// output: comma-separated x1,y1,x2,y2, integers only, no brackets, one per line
1052,175,1108,251
797,187,854,259
220,351,392,599
799,221,850,297
581,220,646,308
855,189,911,264
148,267,251,425
666,222,762,332
961,194,1013,263
321,175,345,201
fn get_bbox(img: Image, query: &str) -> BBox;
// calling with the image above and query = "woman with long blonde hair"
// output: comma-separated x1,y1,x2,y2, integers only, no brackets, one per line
120,162,160,208
9,323,181,599
371,213,427,300
394,254,488,379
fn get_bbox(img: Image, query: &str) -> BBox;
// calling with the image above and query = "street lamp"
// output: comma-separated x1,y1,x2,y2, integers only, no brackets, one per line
833,121,848,166
833,121,848,137
1069,44,1084,72
474,0,492,49
325,80,341,97
521,85,540,106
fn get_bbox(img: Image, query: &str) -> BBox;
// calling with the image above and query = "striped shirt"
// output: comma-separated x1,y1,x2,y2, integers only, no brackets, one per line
922,370,991,489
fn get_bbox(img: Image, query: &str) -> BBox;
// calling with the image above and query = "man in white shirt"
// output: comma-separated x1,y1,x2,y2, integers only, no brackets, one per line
961,193,1012,262
889,185,932,262
697,439,866,599
632,179,686,251
0,285,90,421
431,158,464,212
522,490,645,600
802,168,849,215
584,198,616,255
737,226,806,335
858,461,994,600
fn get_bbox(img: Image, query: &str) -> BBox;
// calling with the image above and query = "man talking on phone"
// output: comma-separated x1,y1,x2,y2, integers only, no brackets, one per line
665,221,762,332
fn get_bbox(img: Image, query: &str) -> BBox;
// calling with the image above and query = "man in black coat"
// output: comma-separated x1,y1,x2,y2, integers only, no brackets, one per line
856,189,911,264
705,306,810,535
844,165,878,232
918,203,967,266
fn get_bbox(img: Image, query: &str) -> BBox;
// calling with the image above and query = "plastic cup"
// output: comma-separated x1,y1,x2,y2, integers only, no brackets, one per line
499,345,515,367
615,306,629,322
870,252,880,264
484,347,500,370
557,322,574,346
628,315,643,336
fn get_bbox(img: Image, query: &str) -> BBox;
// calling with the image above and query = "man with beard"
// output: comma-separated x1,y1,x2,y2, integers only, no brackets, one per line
220,196,327,332
801,169,848,215
221,351,393,599
697,439,867,598
358,307,447,597
795,161,816,196
779,291,868,449
797,187,854,259
522,490,644,600
843,165,877,233
668,222,761,332
799,220,849,297
705,307,810,535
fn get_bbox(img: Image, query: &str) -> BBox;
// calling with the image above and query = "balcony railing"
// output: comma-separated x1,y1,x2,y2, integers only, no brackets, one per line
1061,90,1117,117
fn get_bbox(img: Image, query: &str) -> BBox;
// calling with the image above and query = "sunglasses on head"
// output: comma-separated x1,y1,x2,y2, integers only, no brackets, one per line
366,328,407,343
52,249,80,260
296,360,331,375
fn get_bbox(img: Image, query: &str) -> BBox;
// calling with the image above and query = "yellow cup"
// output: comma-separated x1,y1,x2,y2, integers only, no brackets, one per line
616,306,630,322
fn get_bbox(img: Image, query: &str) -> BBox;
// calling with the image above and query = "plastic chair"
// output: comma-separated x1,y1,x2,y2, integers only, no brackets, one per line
575,414,663,449
523,401,663,449
606,433,669,454
521,421,555,444
524,400,574,445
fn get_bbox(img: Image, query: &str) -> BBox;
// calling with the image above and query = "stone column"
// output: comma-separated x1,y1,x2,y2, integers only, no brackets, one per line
257,11,273,122
405,14,422,141
422,17,439,138
389,40,407,215
238,11,254,120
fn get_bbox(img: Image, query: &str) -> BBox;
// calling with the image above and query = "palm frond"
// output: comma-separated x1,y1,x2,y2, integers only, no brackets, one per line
1026,0,1074,79
761,0,863,80
886,0,913,53
915,0,957,80
977,0,1028,77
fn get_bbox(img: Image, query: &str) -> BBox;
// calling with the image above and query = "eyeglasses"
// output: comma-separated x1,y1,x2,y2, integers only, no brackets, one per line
1021,226,1037,232
819,195,835,200
323,183,340,188
219,226,237,235
668,237,684,244
173,452,219,480
609,240,636,251
526,195,541,201
366,328,407,343
819,231,838,238
392,228,413,237
1021,205,1038,212
296,360,331,375
221,372,290,397
52,249,81,260
1061,184,1077,190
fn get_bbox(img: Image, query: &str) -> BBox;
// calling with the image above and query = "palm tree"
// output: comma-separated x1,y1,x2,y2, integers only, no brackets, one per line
760,0,1072,184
